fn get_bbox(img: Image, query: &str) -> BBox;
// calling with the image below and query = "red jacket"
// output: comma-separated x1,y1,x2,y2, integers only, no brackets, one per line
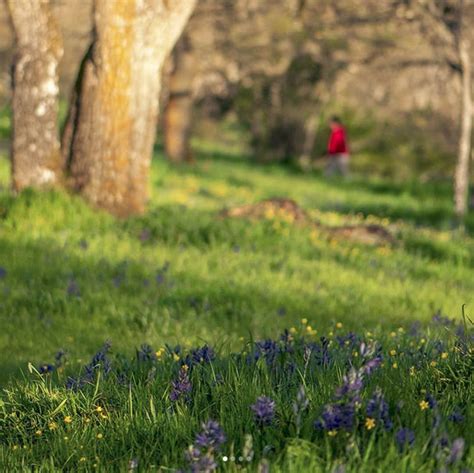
327,125,349,155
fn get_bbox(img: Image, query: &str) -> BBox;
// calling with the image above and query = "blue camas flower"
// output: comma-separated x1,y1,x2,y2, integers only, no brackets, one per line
251,396,276,426
195,421,226,450
170,366,192,402
395,428,415,452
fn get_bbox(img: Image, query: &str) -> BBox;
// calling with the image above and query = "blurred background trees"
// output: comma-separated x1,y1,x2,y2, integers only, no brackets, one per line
0,0,473,219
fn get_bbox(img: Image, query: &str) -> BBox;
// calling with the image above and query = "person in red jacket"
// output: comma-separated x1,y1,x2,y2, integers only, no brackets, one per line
325,116,350,176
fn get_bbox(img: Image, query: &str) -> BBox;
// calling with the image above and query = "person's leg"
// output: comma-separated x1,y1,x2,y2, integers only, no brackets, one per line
339,154,349,176
325,157,337,176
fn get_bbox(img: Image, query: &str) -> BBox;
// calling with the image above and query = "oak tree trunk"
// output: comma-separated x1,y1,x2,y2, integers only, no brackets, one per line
63,0,196,216
164,33,196,163
454,38,472,220
6,0,63,191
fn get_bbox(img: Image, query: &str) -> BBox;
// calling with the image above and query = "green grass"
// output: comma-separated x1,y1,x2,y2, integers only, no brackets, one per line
0,142,473,471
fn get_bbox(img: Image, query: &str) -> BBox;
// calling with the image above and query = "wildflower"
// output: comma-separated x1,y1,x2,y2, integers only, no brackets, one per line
366,388,392,430
155,348,165,359
66,279,80,297
79,457,86,463
195,421,226,450
39,364,54,374
293,385,309,434
389,349,397,356
328,430,338,437
137,344,156,362
96,433,103,439
448,411,464,424
64,416,72,424
35,430,42,436
430,361,437,367
392,363,398,369
301,318,308,325
395,428,415,452
390,332,397,338
0,267,6,279
173,353,180,362
289,327,297,334
409,366,416,376
48,422,58,431
419,400,429,411
336,322,343,329
251,396,276,426
191,345,215,365
447,438,465,464
170,366,192,402
441,352,448,359
95,406,103,413
365,418,376,430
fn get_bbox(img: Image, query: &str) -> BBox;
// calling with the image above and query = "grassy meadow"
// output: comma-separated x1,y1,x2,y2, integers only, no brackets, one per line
0,137,472,471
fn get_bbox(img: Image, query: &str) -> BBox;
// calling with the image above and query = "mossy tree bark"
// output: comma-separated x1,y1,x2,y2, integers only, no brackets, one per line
63,0,196,216
6,0,63,191
164,33,196,163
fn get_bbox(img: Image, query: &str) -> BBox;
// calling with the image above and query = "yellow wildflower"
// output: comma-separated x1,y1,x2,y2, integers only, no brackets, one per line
301,318,308,325
35,430,42,436
64,416,72,424
336,322,343,329
96,433,103,439
392,363,398,369
173,353,180,362
409,366,416,376
389,349,397,356
441,352,448,359
430,361,437,367
95,406,103,413
365,418,376,430
328,430,337,437
419,400,429,411
48,422,58,431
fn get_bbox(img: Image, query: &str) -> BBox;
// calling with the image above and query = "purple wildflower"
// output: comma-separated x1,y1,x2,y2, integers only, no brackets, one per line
335,368,364,399
66,279,80,297
395,428,415,452
39,364,54,374
137,344,156,362
0,267,6,279
191,345,215,365
170,366,192,402
256,339,279,365
448,410,464,424
66,341,112,390
366,388,393,430
447,438,465,465
251,396,276,426
195,421,226,450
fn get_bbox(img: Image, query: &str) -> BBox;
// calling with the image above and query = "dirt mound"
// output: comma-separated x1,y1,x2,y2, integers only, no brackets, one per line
220,198,308,222
328,224,395,245
221,198,394,246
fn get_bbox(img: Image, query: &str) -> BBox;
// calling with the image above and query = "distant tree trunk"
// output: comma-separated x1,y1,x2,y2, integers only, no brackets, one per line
298,114,319,170
454,37,472,220
6,0,63,191
164,33,196,163
63,0,196,216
